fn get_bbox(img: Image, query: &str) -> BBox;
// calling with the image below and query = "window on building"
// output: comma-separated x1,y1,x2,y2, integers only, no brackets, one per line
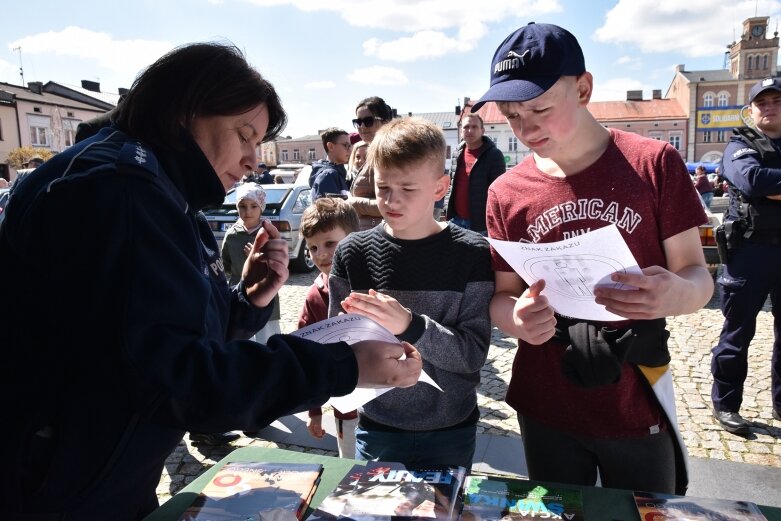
717,130,726,142
648,131,663,141
0,117,3,140
764,54,770,69
748,56,754,70
30,126,48,146
62,118,79,149
703,94,714,107
669,133,682,150
281,150,289,162
508,136,518,151
28,114,51,147
703,131,711,143
718,93,728,107
64,128,75,148
67,111,74,117
308,148,316,161
293,149,300,161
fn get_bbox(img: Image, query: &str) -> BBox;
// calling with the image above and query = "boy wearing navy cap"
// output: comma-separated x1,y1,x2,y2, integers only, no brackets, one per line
478,22,712,494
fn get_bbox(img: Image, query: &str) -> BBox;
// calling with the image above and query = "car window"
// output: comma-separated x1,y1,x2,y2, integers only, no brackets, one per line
293,189,311,214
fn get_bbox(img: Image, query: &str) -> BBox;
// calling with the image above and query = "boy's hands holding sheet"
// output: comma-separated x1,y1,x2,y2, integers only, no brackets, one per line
341,289,413,335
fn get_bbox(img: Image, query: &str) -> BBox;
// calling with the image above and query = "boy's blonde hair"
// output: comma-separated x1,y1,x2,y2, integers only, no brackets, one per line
300,197,360,239
368,117,446,173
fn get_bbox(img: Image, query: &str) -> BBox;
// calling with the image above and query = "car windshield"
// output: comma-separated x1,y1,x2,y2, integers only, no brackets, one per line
223,186,291,205
206,186,293,217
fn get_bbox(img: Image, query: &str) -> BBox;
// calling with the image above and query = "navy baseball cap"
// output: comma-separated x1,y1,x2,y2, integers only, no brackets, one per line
748,77,781,104
472,22,585,111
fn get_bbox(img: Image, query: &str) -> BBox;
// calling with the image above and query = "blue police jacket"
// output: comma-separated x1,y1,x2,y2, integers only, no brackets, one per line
0,127,358,520
721,129,781,222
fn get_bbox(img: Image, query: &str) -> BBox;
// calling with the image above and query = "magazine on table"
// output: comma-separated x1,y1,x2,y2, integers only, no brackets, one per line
461,475,583,521
178,461,324,521
633,491,768,521
308,461,467,521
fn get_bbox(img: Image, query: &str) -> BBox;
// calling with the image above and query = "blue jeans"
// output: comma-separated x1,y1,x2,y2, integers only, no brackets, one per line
355,423,476,469
700,191,714,209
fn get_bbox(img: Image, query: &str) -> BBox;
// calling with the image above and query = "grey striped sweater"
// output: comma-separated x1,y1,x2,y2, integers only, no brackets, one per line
328,223,494,431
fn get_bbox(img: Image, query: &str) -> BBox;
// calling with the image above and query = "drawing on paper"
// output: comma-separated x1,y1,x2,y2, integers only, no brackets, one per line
523,254,630,300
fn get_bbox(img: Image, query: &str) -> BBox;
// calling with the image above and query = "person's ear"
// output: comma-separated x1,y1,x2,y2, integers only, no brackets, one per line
434,173,449,200
575,72,593,105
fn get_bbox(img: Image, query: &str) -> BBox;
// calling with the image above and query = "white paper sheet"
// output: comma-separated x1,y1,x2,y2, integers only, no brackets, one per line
290,313,442,411
487,224,643,321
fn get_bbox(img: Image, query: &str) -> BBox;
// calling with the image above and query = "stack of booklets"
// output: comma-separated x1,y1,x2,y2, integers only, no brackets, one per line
633,491,768,521
308,461,468,521
178,461,324,521
461,475,584,521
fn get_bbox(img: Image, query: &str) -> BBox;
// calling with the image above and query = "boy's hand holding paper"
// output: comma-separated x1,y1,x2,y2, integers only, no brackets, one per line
488,224,643,322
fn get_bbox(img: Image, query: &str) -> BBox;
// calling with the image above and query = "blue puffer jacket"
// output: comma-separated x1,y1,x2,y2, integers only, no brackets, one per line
0,127,358,520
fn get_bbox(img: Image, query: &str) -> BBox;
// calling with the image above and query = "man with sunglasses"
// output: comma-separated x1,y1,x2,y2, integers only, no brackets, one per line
309,127,352,200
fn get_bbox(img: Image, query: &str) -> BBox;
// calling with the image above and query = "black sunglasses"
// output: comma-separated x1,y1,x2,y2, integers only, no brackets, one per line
352,116,384,128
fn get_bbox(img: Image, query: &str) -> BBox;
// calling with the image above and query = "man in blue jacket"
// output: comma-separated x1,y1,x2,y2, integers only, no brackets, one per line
0,42,421,521
711,77,781,434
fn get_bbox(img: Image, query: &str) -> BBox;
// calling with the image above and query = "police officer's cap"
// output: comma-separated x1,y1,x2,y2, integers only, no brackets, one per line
749,77,781,104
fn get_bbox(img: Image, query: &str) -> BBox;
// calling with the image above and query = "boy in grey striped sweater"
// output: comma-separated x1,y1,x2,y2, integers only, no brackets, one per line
328,117,494,468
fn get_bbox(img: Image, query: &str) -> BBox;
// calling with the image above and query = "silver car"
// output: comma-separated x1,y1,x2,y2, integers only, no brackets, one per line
204,184,315,272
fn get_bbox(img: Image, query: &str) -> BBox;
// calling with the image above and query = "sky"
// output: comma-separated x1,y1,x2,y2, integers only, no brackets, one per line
3,0,781,138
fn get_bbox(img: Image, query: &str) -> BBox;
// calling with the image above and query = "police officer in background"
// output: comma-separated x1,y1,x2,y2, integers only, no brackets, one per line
711,77,781,434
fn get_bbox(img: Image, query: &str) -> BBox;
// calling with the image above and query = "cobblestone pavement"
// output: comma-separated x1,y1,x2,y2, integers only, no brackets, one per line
156,268,781,504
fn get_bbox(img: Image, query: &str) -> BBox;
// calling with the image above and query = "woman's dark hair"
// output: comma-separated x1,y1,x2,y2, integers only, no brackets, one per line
355,96,393,122
114,42,286,150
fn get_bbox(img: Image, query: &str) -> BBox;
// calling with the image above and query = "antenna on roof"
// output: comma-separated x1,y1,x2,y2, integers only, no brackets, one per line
12,46,24,85
755,0,758,17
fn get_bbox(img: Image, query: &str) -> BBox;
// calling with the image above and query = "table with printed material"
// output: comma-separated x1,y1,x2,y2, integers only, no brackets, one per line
144,446,781,521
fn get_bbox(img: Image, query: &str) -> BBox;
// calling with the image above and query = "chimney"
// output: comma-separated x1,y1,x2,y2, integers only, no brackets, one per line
675,64,685,73
626,90,643,101
81,80,101,92
27,81,43,94
652,89,662,99
118,87,129,97
464,96,471,105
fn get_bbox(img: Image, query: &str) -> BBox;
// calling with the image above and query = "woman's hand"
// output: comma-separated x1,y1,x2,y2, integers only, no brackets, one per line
242,220,289,308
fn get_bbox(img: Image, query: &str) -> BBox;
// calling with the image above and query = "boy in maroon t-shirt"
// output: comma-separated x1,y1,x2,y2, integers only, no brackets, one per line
472,23,713,494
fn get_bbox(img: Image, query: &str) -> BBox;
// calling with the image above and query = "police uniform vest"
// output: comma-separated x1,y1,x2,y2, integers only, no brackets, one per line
730,127,781,243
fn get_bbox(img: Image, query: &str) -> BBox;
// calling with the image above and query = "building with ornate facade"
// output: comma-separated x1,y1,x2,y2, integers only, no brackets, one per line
666,16,778,162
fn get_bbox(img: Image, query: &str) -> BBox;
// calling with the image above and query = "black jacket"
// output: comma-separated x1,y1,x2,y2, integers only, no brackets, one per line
446,136,506,232
0,127,358,520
